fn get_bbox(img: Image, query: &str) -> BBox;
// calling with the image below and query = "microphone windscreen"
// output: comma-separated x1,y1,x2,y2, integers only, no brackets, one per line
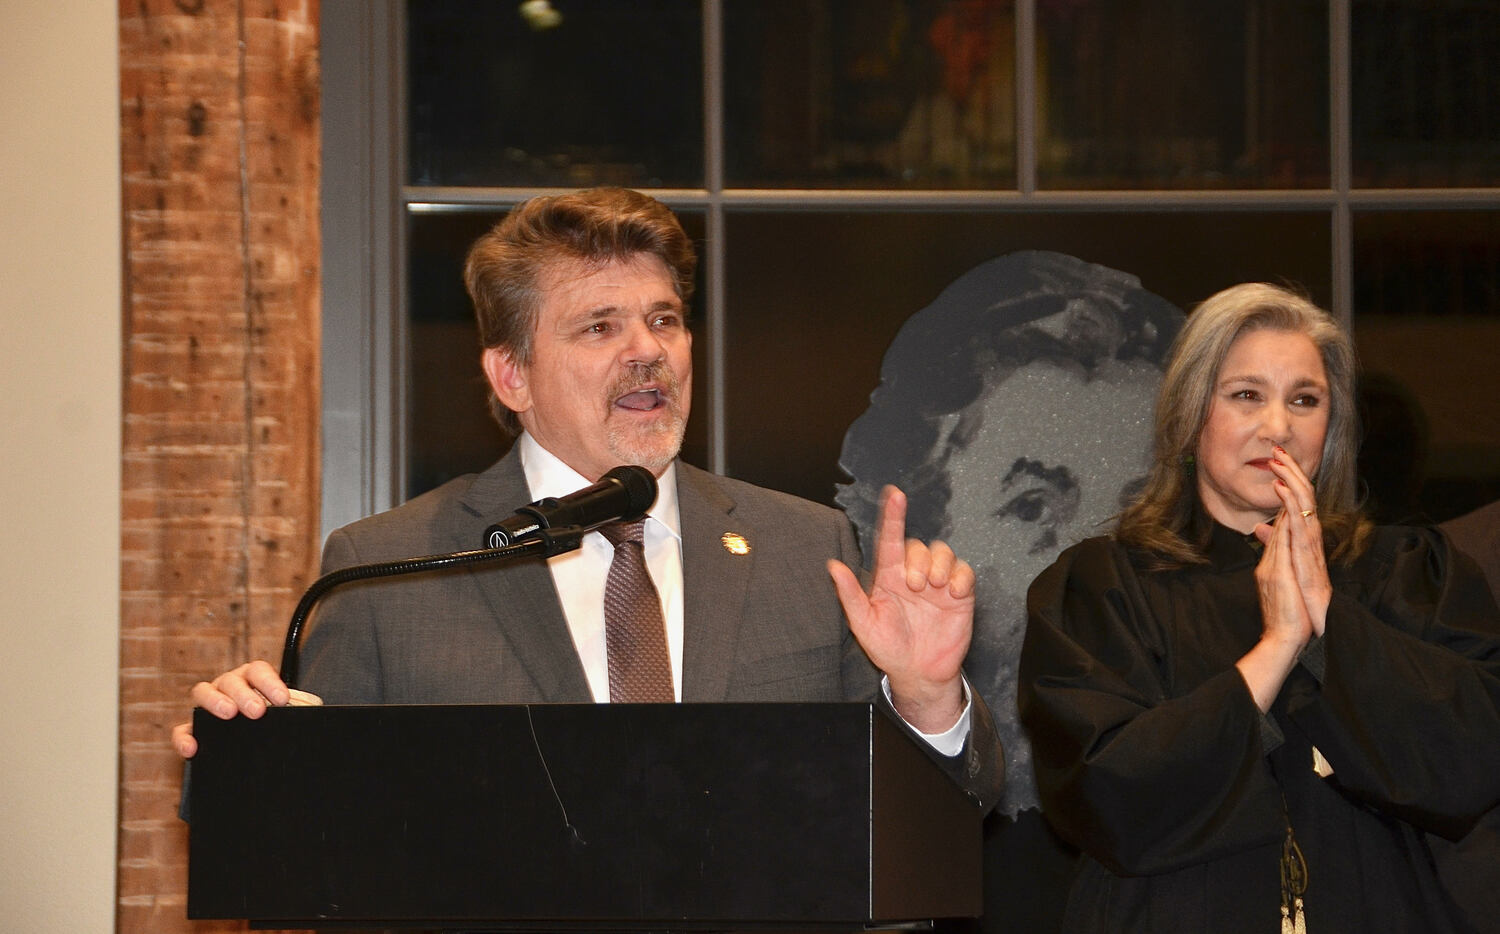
604,465,658,520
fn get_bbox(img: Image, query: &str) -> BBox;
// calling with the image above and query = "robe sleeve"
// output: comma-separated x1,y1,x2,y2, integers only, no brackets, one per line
1285,527,1500,840
1019,538,1284,876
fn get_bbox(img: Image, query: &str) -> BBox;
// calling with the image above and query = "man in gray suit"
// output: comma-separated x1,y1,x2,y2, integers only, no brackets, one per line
174,187,1001,807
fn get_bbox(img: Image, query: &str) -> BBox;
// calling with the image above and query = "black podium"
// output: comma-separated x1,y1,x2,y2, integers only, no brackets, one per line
188,702,981,931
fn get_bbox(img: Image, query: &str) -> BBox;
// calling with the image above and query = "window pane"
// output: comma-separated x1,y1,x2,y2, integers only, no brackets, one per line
1352,0,1500,187
1038,0,1329,189
407,1,703,188
723,210,1331,505
406,209,710,499
724,0,1016,189
1353,210,1500,524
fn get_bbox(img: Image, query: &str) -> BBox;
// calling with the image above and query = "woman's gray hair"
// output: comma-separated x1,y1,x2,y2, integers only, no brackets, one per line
1117,282,1371,564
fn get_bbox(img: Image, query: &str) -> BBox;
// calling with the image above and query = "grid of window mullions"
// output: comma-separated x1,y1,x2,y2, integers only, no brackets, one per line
319,0,1500,535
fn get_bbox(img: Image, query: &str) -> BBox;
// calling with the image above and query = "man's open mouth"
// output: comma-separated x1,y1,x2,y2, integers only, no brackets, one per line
615,388,665,411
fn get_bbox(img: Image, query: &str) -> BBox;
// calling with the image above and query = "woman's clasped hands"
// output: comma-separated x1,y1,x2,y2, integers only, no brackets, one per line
1252,444,1333,648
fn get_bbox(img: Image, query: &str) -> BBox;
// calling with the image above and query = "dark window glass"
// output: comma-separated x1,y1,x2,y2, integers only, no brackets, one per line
724,0,1017,189
723,210,1330,505
1352,210,1500,524
406,208,710,499
407,1,703,188
1352,0,1500,187
1037,0,1329,189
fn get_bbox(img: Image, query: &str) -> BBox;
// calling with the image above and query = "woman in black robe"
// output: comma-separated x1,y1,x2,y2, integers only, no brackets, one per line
1019,283,1500,933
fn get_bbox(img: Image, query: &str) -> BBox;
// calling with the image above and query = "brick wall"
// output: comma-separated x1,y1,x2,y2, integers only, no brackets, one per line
119,2,320,930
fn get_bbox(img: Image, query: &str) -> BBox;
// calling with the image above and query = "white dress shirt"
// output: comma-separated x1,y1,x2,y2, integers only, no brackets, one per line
519,433,685,701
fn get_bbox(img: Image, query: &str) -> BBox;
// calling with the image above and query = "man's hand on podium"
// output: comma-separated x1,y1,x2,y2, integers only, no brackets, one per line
171,660,321,758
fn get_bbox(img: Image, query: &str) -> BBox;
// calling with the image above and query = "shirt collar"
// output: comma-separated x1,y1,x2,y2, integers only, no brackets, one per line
515,432,682,543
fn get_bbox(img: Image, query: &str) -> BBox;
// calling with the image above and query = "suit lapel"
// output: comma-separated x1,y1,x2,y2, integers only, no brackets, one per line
455,448,592,702
677,464,754,702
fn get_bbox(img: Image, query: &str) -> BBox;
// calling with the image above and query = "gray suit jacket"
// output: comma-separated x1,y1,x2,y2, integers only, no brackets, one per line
300,446,1002,809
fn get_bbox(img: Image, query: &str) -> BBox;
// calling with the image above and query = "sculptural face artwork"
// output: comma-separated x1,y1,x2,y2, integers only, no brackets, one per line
837,252,1182,816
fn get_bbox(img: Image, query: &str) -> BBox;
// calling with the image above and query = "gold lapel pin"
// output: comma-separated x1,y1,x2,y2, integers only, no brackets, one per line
720,532,750,555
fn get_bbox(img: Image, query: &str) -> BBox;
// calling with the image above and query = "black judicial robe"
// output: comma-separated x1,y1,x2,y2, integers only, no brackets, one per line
1019,522,1500,934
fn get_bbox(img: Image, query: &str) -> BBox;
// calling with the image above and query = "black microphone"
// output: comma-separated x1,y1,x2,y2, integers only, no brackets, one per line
482,465,658,548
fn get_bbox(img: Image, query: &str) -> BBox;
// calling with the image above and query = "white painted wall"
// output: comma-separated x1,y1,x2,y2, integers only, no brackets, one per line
0,0,122,930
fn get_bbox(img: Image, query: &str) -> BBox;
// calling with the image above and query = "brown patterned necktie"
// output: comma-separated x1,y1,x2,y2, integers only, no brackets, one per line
598,519,675,703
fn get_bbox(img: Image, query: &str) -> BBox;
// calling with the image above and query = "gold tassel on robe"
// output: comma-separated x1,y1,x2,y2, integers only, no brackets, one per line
1280,820,1308,933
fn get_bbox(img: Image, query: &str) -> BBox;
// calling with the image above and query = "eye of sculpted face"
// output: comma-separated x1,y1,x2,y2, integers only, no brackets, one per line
943,353,1159,612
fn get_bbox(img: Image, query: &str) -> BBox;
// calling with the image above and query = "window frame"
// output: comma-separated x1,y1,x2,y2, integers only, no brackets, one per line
320,0,1500,536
